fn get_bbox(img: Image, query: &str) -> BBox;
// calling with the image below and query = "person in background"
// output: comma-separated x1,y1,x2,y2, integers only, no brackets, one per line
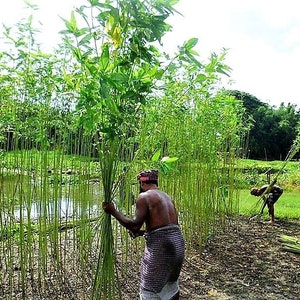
102,169,185,300
250,183,283,224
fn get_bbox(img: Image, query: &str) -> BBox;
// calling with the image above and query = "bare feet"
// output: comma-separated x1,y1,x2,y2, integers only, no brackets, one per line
264,220,274,225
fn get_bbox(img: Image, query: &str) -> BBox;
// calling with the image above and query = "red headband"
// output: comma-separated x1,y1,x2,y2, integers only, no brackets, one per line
137,170,158,182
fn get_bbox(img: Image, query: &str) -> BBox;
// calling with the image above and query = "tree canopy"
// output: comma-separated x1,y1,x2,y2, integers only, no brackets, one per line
228,90,300,160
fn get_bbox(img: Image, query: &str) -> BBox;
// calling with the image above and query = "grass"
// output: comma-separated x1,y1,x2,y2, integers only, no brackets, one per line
237,189,300,220
234,158,300,220
238,158,299,170
235,158,300,190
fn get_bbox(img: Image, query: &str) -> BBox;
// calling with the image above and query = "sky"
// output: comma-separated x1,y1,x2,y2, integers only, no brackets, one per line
1,0,300,108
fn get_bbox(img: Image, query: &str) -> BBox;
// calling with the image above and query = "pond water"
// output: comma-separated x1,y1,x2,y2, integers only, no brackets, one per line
1,175,102,221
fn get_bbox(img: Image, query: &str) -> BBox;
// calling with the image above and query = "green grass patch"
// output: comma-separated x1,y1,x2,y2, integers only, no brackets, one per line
235,159,300,190
237,189,300,220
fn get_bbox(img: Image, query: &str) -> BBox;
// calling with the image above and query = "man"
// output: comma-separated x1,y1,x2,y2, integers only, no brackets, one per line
250,184,283,223
102,169,185,300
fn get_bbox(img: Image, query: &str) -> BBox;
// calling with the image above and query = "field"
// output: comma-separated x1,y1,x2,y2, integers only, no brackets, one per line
179,216,300,300
1,156,300,299
180,158,300,299
234,158,300,220
2,217,299,299
238,189,300,220
179,160,300,300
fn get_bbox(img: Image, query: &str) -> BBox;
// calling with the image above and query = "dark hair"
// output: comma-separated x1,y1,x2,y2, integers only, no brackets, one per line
137,169,158,182
142,180,158,186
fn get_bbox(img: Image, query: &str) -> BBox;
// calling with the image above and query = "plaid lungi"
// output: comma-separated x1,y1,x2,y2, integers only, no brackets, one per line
140,224,185,294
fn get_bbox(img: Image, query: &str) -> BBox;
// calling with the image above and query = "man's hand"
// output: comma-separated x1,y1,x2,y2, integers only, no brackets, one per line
128,230,145,239
102,202,116,214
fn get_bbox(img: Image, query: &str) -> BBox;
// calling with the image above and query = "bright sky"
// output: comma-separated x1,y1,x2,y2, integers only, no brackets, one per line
1,0,299,108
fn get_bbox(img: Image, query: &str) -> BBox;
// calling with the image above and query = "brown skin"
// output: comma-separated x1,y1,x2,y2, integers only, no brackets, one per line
251,187,275,223
102,181,178,235
102,181,180,299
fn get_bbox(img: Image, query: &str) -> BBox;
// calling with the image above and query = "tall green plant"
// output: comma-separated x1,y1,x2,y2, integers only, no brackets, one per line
60,0,183,298
0,6,87,297
0,1,250,298
134,46,247,248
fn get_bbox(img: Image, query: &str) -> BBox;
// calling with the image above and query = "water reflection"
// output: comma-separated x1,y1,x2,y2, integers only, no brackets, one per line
13,197,100,221
1,175,101,221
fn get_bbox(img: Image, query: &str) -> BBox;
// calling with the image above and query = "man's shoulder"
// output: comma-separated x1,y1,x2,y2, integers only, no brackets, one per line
137,190,157,201
137,191,148,200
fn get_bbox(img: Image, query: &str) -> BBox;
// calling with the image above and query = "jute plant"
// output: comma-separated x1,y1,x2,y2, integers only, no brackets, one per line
0,0,250,299
0,7,98,296
134,48,246,249
59,0,189,298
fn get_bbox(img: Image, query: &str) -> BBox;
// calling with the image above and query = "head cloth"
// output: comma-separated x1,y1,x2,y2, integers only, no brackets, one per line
137,169,158,182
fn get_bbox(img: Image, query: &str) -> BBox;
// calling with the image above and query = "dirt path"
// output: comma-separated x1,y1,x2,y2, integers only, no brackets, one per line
180,216,300,300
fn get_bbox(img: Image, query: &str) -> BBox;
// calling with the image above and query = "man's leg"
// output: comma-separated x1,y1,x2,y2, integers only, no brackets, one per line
268,203,275,223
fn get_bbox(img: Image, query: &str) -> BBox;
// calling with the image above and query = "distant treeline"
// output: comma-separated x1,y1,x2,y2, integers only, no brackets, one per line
229,90,300,161
2,90,299,162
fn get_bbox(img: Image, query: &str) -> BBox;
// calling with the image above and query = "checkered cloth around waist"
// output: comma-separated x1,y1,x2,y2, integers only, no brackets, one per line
140,224,185,293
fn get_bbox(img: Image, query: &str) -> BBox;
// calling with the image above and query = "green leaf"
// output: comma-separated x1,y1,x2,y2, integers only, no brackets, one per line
78,33,94,46
168,0,180,5
99,79,109,99
185,52,202,68
110,73,128,83
183,38,198,51
195,73,207,83
151,150,161,162
161,156,178,163
100,44,110,71
62,11,78,33
70,11,77,29
104,98,120,116
72,48,82,61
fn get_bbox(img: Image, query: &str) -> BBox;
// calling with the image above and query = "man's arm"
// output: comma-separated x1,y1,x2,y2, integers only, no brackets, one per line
102,196,148,233
256,186,268,196
260,196,268,214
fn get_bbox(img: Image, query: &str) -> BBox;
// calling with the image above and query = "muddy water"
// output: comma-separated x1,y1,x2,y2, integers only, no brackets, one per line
1,174,102,221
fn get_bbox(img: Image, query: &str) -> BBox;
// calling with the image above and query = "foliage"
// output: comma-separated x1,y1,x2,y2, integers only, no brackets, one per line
58,0,195,298
229,90,300,160
279,235,300,255
0,0,253,299
0,14,77,151
60,0,176,136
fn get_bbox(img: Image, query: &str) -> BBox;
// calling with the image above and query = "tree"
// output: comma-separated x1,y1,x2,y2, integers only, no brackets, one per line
228,90,300,160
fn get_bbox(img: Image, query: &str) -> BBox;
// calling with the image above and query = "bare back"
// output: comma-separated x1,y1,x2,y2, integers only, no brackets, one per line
137,189,178,232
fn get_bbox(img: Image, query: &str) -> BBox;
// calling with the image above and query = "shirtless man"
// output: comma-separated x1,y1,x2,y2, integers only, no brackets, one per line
250,184,283,223
102,169,185,300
